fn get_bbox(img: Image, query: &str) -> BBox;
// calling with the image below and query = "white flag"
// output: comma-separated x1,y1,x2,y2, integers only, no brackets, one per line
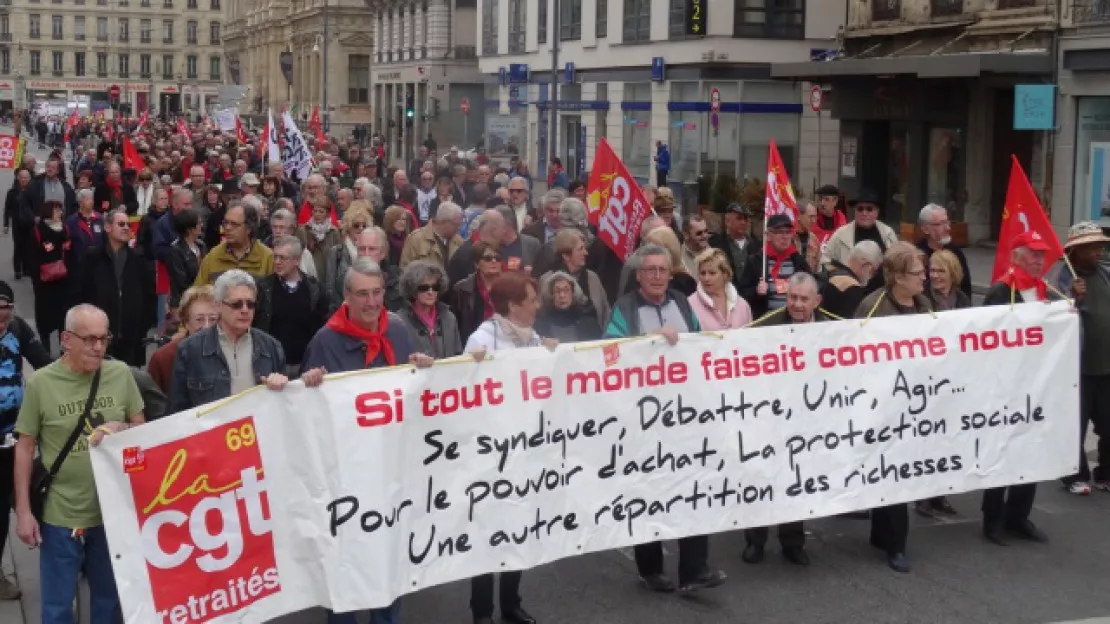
280,111,312,183
266,108,280,164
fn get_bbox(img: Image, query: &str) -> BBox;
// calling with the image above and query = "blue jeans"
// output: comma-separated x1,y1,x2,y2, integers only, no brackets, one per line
40,523,120,624
328,599,401,624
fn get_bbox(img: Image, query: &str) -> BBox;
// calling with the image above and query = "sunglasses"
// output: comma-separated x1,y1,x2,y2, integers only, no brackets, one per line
480,254,502,262
223,299,257,310
855,205,879,213
416,284,441,293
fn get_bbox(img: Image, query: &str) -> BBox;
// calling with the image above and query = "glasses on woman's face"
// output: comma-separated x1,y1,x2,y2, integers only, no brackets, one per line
350,222,367,231
480,254,501,263
905,269,926,279
190,313,219,327
417,283,441,293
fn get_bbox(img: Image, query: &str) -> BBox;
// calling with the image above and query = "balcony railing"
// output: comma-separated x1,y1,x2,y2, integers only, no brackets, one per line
140,70,150,78
873,0,901,21
931,0,963,16
97,70,107,77
51,69,62,75
97,34,108,42
1073,0,1110,23
0,33,11,42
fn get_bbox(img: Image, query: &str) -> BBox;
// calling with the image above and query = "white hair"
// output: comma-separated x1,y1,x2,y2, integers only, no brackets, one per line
917,203,947,226
434,202,463,221
64,304,107,332
77,188,94,201
213,269,257,302
345,257,383,292
849,240,883,266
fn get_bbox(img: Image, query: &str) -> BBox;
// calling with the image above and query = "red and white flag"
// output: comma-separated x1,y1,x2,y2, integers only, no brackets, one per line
137,110,149,132
177,118,192,142
308,106,326,145
62,108,79,143
259,108,280,164
763,139,799,224
235,115,248,144
991,155,1064,282
584,138,652,261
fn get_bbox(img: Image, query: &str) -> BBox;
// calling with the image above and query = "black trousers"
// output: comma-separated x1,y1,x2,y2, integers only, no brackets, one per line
745,522,805,549
0,446,13,565
11,223,30,275
656,169,668,188
634,535,708,585
1066,374,1110,483
981,484,1036,531
870,504,908,555
470,572,522,618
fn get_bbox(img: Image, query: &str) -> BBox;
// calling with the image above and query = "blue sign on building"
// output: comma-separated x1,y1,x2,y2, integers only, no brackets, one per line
1014,84,1055,130
651,57,665,82
508,64,530,84
565,62,575,85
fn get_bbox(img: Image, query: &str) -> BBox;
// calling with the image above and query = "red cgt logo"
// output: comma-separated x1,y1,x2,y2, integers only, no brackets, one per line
127,416,280,623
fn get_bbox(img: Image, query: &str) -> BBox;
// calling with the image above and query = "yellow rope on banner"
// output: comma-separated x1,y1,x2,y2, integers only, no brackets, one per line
573,335,653,352
743,307,786,328
860,290,885,326
818,307,844,321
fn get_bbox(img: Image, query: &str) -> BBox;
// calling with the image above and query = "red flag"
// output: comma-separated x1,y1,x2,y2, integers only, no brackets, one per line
235,116,248,144
177,118,192,142
763,139,799,225
991,155,1064,281
308,106,326,144
584,138,652,261
137,110,149,132
104,123,115,143
62,109,79,143
257,119,269,160
122,135,146,171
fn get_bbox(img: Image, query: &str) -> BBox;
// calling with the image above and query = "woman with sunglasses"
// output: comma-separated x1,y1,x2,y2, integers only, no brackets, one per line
147,285,217,394
449,240,503,342
398,260,462,358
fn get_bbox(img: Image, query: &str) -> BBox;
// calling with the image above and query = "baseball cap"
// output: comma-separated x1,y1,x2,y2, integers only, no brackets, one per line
815,184,840,198
766,214,793,231
0,281,14,305
725,203,752,217
1011,230,1052,252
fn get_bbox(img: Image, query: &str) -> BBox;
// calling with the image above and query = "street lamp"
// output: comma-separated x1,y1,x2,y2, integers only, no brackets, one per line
176,73,183,117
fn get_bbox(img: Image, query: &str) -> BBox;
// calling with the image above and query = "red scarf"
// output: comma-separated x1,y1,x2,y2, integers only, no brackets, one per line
476,276,495,320
105,177,122,200
764,242,798,281
999,265,1047,301
325,303,396,366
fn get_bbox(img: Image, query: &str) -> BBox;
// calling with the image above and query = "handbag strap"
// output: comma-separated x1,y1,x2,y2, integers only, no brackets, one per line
46,367,101,480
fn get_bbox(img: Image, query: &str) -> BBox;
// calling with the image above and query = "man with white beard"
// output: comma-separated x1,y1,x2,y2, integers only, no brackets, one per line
915,203,972,297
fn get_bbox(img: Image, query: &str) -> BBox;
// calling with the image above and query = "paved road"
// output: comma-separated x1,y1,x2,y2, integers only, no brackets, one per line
0,132,1105,624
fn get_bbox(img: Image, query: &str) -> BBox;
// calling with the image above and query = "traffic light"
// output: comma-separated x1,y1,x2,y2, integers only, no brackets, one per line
405,94,415,126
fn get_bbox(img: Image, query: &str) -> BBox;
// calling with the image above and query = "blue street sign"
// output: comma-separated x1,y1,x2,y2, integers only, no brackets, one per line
565,62,575,85
499,67,507,86
508,64,530,84
1014,84,1055,130
651,57,665,82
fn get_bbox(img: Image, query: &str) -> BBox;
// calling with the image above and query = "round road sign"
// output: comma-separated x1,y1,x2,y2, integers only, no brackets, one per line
809,85,823,112
461,98,470,115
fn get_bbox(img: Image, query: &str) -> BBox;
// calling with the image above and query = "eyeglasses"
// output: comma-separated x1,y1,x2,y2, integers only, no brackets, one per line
856,205,879,213
509,188,526,194
480,254,502,262
273,253,296,262
350,222,367,230
190,314,219,327
929,220,950,227
113,221,129,228
638,266,670,276
223,299,257,310
67,331,113,348
416,284,441,293
905,270,926,279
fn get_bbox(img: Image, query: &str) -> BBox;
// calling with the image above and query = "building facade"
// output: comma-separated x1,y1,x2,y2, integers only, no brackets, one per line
365,0,484,166
1055,1,1110,230
474,0,845,205
774,0,1058,243
223,0,374,134
0,0,227,115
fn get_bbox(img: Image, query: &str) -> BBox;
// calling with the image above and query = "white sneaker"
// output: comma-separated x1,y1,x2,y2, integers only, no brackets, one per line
1068,481,1093,495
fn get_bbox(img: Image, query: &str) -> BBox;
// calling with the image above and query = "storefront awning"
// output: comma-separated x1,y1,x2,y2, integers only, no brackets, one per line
772,52,1052,81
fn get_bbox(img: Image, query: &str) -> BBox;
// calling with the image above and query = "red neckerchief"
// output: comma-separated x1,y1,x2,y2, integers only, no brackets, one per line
764,241,798,281
74,211,100,239
105,177,122,200
325,303,396,366
476,276,495,320
999,265,1047,301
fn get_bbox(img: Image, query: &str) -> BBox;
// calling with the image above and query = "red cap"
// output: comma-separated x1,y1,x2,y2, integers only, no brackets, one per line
1011,230,1051,252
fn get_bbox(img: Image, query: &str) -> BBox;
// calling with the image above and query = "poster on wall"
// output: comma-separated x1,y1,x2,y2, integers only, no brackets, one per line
1087,142,1110,224
484,115,521,159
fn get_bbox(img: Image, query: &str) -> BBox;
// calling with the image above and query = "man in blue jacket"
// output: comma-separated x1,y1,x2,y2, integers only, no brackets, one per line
655,141,671,188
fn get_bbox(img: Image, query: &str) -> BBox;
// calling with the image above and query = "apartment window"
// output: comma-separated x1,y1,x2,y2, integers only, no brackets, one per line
75,0,84,5
596,0,607,37
162,54,173,79
186,54,196,78
118,53,128,77
29,51,40,75
734,0,805,39
74,16,84,40
507,0,525,53
0,16,7,36
97,0,106,5
872,0,901,21
51,15,61,39
163,19,173,43
51,50,62,74
28,14,40,39
537,0,546,45
97,17,107,42
998,0,1034,7
560,0,581,40
187,20,197,44
96,51,106,76
1,51,10,75
348,54,369,103
141,0,149,5
931,0,963,16
164,0,172,7
208,55,219,80
209,21,219,44
481,0,498,55
119,0,128,5
140,53,150,76
118,18,128,42
74,50,84,76
210,0,219,8
140,19,151,43
622,0,650,42
187,0,196,7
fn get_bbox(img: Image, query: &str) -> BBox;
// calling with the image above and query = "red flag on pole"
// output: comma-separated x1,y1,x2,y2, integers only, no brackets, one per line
122,135,146,171
583,138,652,261
137,110,149,132
177,118,192,142
763,139,799,225
308,106,326,144
62,109,79,143
991,155,1064,282
235,115,248,144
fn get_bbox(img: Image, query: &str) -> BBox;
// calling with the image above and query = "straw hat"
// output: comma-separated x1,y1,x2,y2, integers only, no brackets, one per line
1064,221,1110,249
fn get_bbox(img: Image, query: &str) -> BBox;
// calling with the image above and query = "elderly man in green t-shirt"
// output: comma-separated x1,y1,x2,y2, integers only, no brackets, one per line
13,303,145,624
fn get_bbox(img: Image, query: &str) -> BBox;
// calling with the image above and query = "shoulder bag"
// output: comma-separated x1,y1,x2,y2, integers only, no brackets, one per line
29,368,101,522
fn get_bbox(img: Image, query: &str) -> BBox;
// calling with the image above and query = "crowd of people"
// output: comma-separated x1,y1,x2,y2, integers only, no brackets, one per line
0,116,1105,624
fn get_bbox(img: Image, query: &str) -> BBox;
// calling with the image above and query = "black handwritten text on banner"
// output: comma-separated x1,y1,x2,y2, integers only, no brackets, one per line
92,303,1080,624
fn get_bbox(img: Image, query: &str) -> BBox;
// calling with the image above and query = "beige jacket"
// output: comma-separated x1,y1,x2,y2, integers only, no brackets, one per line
824,221,899,266
400,224,464,270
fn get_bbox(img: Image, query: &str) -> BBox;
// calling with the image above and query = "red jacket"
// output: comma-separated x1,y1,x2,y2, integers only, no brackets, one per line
810,210,847,246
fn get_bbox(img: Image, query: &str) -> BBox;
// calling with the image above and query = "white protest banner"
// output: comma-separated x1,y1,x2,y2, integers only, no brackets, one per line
280,111,312,183
265,108,280,164
92,303,1080,623
214,108,238,133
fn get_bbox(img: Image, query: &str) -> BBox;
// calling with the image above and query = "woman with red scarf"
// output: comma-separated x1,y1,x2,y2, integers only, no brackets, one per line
299,255,433,624
449,240,503,342
93,162,139,214
738,213,811,318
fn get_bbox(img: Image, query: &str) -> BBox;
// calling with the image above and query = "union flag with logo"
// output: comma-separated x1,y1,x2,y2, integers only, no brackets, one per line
585,139,652,261
991,155,1064,281
763,139,799,225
